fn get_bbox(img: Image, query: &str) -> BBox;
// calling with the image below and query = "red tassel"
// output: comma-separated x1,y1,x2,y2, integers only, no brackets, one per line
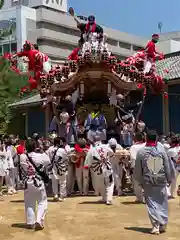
143,88,147,96
21,86,28,93
137,83,143,89
164,92,168,99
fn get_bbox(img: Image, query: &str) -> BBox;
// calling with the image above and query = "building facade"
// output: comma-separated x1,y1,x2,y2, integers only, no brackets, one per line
0,0,147,63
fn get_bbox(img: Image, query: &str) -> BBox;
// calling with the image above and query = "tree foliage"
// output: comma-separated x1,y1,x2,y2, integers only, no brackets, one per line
0,57,30,134
0,0,4,9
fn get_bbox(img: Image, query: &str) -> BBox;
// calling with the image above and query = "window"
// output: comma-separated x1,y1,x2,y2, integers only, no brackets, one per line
133,45,143,51
11,42,17,53
3,44,10,53
113,54,125,60
106,38,118,46
37,38,75,50
118,41,131,50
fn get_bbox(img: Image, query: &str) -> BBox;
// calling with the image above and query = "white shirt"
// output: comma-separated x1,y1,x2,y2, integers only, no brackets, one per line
167,146,180,171
163,143,170,152
46,145,73,160
0,150,8,174
20,152,50,177
130,142,146,168
85,142,114,177
46,146,69,179
6,149,14,169
107,143,123,164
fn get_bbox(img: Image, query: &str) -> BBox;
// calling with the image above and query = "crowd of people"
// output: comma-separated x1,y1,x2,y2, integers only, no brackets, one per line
0,130,178,235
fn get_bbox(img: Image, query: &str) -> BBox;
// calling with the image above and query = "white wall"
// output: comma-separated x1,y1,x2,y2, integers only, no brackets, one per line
156,40,180,54
170,40,180,52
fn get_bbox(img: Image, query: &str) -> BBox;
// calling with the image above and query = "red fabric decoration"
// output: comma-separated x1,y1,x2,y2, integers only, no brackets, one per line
85,22,96,33
68,48,80,61
16,144,25,154
74,144,90,168
20,86,28,93
163,68,169,73
17,49,39,71
10,66,20,74
137,83,143,89
28,76,37,90
158,53,164,60
146,140,157,147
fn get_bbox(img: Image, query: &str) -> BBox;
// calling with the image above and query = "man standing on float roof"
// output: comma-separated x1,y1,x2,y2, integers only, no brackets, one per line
143,34,163,73
75,15,103,44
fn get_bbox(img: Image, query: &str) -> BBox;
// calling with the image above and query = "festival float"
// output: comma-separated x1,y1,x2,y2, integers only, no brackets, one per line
4,8,167,125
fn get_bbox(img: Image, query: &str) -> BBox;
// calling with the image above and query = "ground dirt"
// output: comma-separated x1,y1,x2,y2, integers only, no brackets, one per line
1,190,180,240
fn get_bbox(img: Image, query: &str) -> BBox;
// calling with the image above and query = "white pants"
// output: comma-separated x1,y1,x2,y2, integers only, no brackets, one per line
168,169,179,197
43,61,51,74
51,173,67,198
66,163,75,195
75,167,89,195
132,175,144,202
90,168,99,195
143,59,152,74
5,168,16,191
95,173,114,202
112,163,123,195
24,181,47,225
87,129,106,142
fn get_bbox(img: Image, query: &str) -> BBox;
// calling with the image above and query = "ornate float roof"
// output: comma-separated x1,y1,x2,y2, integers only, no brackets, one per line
156,51,180,80
11,51,180,108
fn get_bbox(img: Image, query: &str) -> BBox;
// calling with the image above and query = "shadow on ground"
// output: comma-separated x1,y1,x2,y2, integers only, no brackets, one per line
124,226,150,234
11,223,33,230
121,201,145,205
79,201,105,204
10,200,24,203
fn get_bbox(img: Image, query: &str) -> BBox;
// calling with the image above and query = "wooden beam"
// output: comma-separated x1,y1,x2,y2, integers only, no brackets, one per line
168,79,180,85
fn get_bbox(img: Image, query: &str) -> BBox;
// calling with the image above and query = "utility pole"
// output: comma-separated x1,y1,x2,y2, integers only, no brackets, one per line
158,22,163,33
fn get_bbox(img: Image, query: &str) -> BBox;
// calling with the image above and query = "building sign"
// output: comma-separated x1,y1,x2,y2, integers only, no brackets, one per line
28,0,67,13
43,0,67,12
45,0,63,5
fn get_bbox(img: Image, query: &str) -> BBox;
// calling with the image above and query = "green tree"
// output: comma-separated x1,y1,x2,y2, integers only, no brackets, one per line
0,57,32,134
0,0,4,9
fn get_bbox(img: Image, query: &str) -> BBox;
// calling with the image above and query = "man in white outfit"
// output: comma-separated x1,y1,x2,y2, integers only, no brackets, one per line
107,138,123,195
47,137,69,201
130,132,145,203
167,135,180,198
5,144,16,195
65,144,76,196
85,136,114,205
0,142,7,200
20,139,50,230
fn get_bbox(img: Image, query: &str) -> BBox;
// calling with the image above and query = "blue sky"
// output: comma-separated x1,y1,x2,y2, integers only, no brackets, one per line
68,0,180,37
